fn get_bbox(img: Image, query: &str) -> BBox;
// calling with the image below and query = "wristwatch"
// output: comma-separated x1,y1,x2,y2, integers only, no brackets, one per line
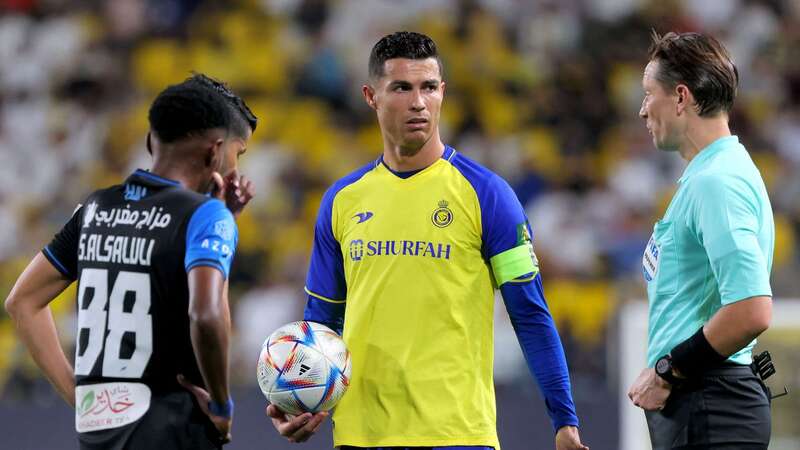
655,354,683,387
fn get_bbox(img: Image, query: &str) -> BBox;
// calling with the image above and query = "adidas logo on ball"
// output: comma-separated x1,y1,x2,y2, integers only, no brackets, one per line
257,321,352,415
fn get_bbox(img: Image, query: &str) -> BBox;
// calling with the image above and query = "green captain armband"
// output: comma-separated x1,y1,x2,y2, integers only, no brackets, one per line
490,244,539,286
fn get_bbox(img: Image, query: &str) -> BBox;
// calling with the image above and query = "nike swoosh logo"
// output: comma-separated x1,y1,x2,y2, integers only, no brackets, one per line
353,212,374,223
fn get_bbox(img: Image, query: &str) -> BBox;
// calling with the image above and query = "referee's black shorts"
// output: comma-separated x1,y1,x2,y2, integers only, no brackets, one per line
79,390,224,450
645,362,771,450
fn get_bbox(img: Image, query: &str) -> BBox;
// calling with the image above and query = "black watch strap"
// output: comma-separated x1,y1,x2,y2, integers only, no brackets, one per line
655,355,683,386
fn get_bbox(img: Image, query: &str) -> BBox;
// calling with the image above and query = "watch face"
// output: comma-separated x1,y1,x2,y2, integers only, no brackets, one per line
656,358,670,374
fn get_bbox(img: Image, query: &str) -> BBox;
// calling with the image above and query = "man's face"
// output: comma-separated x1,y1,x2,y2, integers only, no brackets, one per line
366,57,444,155
640,60,682,151
218,128,251,176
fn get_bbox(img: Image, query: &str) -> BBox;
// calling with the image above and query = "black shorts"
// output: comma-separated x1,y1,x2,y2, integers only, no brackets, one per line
78,390,224,450
645,362,771,450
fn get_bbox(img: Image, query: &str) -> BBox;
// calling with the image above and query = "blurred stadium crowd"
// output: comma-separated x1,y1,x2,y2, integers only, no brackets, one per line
1,0,799,403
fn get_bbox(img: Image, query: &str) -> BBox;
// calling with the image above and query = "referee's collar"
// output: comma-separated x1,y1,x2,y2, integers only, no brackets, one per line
678,135,739,184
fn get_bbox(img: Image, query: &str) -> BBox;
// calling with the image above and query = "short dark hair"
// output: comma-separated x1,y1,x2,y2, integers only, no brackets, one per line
648,31,738,117
191,74,258,137
148,74,256,143
368,31,443,80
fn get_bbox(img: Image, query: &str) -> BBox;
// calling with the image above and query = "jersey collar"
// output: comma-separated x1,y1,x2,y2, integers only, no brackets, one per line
678,135,739,184
375,145,457,179
129,169,182,187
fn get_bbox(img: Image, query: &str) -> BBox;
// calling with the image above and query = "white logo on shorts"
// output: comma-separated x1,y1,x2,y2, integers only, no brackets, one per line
75,382,151,433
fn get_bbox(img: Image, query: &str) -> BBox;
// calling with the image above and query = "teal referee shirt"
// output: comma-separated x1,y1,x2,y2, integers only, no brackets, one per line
644,135,774,367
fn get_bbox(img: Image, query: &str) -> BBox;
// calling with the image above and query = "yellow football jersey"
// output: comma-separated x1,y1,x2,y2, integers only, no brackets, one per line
304,147,538,448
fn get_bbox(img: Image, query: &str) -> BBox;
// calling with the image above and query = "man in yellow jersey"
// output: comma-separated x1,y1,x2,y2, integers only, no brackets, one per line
267,31,588,450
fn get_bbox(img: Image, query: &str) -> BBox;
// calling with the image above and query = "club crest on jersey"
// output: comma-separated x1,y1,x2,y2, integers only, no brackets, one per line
431,200,453,228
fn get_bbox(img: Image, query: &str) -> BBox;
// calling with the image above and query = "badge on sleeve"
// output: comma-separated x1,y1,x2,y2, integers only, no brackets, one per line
213,220,234,241
516,223,539,268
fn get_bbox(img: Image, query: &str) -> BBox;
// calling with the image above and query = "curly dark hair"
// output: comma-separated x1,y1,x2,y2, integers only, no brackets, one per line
148,73,257,143
190,73,258,137
368,31,443,80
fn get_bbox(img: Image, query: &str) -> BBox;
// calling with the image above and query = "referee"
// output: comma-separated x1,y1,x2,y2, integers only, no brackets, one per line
627,31,774,449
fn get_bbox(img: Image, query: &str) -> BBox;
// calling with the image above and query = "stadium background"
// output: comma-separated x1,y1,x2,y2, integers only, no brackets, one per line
0,0,798,448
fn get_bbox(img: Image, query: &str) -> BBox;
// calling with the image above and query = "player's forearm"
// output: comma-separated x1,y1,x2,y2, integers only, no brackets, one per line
500,276,579,431
190,307,231,403
303,296,345,335
703,295,772,356
6,302,75,407
5,255,75,407
188,267,231,403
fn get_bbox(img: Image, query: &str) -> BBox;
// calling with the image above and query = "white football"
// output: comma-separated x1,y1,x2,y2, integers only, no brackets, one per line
257,321,351,415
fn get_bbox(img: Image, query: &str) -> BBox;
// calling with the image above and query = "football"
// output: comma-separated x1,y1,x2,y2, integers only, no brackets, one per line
257,321,352,415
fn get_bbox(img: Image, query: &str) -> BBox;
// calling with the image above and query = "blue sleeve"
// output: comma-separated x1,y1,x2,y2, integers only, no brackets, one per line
477,175,540,285
184,199,238,279
304,185,347,302
501,274,579,432
453,155,576,429
304,185,347,333
480,174,529,259
451,155,538,284
304,296,345,335
303,163,376,334
43,204,83,280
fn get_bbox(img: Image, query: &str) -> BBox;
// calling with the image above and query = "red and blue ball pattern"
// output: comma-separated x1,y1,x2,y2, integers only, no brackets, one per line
257,321,351,415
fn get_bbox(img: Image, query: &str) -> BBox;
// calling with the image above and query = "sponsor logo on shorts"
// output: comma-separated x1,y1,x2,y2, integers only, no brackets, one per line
75,382,151,433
